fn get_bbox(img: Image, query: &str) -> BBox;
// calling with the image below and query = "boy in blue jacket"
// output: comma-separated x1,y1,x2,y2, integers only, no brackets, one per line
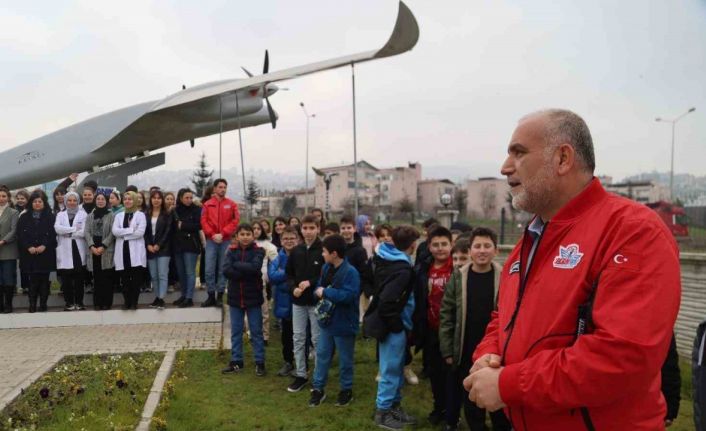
221,223,266,376
268,226,300,377
308,234,360,408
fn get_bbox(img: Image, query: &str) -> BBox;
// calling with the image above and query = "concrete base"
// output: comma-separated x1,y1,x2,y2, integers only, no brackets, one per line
11,288,210,309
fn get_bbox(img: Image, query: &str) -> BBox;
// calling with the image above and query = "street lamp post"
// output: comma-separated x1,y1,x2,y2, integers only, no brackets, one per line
656,107,696,202
300,102,316,214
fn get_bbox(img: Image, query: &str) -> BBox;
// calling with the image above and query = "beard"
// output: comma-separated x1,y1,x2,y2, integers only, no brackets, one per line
510,160,555,214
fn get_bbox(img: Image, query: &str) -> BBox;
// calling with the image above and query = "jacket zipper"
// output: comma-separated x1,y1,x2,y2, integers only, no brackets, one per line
240,246,245,308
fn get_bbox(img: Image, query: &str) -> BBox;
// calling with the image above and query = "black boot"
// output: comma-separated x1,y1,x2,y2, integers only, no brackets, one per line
201,293,216,307
0,287,5,313
216,292,224,307
4,285,14,313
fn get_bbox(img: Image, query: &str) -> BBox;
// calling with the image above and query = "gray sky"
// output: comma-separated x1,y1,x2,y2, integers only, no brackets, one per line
1,0,705,182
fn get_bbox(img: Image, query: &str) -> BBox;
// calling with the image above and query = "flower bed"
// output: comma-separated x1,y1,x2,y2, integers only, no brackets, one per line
0,352,164,431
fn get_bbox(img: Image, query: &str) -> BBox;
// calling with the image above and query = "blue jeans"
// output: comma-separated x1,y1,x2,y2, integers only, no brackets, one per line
0,260,17,286
174,252,198,299
147,256,171,299
313,329,355,392
376,330,407,410
205,240,229,294
292,304,320,378
229,305,265,364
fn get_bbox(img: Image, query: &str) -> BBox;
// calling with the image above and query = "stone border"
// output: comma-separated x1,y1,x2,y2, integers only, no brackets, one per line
136,350,177,431
0,353,64,411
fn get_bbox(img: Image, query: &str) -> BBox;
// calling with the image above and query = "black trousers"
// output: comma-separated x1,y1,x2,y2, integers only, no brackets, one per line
93,263,114,309
120,267,143,308
445,364,511,430
281,317,294,364
423,332,446,412
28,273,50,311
60,268,85,307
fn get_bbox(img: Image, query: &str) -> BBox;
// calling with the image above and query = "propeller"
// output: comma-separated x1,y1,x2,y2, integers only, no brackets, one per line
183,84,195,147
262,50,277,129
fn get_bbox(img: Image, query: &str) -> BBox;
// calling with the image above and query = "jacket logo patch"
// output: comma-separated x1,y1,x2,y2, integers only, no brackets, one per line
508,260,520,275
553,244,584,269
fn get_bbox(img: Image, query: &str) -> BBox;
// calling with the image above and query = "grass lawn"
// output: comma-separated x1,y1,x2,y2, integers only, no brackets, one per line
0,351,164,431
152,329,698,430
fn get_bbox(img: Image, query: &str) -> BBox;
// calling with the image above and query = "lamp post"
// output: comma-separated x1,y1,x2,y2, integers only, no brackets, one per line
656,107,696,202
300,102,316,213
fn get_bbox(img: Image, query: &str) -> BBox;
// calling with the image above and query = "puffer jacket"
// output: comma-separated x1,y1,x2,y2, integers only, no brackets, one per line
223,242,265,309
317,260,360,337
268,248,292,319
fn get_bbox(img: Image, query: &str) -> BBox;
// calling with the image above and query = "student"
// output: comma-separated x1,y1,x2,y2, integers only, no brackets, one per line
365,225,419,430
0,186,19,313
288,216,301,228
339,215,374,317
145,190,173,309
374,224,393,247
80,183,97,295
414,217,439,266
173,188,201,308
323,222,340,238
221,224,266,376
286,214,324,392
253,221,278,345
439,228,510,431
271,216,287,250
109,191,124,213
268,227,300,377
308,234,360,407
451,238,471,269
85,192,116,310
356,214,377,259
16,191,57,313
55,191,88,311
201,179,240,307
14,190,30,214
311,208,326,229
413,225,454,425
113,191,147,310
259,218,272,239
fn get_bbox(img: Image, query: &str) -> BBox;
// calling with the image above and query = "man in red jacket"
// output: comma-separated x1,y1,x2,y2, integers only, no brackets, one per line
200,178,240,307
464,109,681,430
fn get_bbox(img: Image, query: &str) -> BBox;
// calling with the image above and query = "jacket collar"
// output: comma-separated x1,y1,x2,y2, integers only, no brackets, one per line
537,177,607,224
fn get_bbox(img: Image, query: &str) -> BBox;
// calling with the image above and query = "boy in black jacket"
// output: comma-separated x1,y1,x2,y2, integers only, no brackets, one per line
221,224,266,377
286,215,324,392
365,225,419,430
339,215,374,311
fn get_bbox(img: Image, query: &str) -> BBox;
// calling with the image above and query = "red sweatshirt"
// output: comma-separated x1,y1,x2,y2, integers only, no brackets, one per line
427,257,453,331
473,178,681,430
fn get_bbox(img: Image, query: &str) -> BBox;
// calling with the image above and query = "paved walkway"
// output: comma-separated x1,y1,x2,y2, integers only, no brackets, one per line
0,322,222,408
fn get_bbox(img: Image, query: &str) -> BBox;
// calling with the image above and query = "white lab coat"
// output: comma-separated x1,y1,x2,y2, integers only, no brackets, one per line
54,209,88,270
112,211,147,271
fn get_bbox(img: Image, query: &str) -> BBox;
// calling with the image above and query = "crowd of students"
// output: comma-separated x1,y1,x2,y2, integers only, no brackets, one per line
0,174,682,430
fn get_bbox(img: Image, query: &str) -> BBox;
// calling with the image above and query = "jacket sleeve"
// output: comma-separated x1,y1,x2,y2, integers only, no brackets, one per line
156,213,173,250
1,210,18,243
200,205,216,239
378,268,411,328
221,203,240,238
472,311,501,362
439,271,459,360
222,250,240,280
232,248,265,275
661,333,681,420
180,208,201,233
124,213,147,240
101,214,116,248
54,213,75,236
355,249,375,297
286,249,298,293
323,267,359,305
84,215,96,248
268,256,288,284
57,175,74,190
112,214,130,238
498,219,681,410
71,212,87,240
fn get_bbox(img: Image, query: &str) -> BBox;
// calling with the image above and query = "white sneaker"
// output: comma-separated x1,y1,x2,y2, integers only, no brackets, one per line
403,366,419,385
375,372,381,382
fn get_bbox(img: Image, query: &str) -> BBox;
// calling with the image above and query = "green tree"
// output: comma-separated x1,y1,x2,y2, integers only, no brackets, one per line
246,177,261,218
191,151,213,197
454,188,467,216
281,195,297,216
397,195,415,224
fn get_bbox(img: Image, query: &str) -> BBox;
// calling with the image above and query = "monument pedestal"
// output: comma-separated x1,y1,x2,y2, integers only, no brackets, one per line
436,209,459,229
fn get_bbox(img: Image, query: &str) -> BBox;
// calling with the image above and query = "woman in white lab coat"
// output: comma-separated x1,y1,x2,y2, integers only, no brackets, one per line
54,191,88,311
112,191,147,310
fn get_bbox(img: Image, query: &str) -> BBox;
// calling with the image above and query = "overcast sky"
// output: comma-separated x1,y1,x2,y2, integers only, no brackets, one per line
1,0,704,183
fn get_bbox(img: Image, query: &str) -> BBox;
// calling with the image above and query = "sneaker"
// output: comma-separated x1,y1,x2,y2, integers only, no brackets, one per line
374,409,404,430
64,304,73,311
403,366,419,385
179,299,194,308
335,389,353,407
173,296,185,306
391,403,417,425
375,372,381,382
308,389,326,407
157,299,165,310
277,362,294,377
287,377,308,393
149,298,159,308
201,294,216,307
255,363,266,377
428,409,445,425
76,304,86,311
221,362,243,374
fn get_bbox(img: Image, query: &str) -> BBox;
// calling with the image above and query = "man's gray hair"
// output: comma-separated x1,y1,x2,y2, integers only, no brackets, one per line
524,109,596,173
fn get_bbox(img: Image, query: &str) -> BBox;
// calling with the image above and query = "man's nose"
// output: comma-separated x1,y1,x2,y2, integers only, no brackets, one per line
501,156,514,176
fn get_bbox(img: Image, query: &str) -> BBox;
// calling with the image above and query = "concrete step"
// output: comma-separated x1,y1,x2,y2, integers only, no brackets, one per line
10,289,211,309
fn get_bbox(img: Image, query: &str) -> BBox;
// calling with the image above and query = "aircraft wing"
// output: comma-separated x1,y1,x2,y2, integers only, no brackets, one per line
149,1,419,113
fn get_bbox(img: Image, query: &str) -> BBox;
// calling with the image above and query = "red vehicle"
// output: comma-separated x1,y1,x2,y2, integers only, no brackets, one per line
646,201,689,237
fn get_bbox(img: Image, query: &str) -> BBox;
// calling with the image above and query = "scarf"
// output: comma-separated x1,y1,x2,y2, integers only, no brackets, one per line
65,191,80,216
32,210,42,220
82,202,96,214
111,204,124,214
93,205,109,219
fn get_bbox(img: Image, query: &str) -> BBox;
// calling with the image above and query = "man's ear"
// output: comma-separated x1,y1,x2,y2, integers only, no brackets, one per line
556,143,576,176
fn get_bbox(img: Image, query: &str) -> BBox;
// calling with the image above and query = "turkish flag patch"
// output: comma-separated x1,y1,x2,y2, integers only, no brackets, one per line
607,249,640,272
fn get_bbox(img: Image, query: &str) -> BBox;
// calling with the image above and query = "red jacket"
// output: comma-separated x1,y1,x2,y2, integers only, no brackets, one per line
200,197,240,240
474,178,681,430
